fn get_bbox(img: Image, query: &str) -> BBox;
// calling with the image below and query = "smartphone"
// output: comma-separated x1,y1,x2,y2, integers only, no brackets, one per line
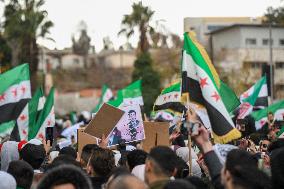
187,122,200,136
45,127,54,146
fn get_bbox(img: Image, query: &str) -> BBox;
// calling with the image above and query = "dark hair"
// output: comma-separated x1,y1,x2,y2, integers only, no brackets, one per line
175,157,189,178
268,112,273,115
271,148,284,189
126,149,148,171
148,146,178,177
59,146,77,159
20,143,46,169
163,179,196,189
89,148,115,177
48,155,81,170
7,160,34,189
225,149,271,189
81,144,100,166
268,139,284,153
186,176,208,189
128,110,136,115
37,164,93,189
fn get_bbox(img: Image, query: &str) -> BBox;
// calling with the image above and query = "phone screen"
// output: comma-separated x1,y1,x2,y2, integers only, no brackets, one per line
45,127,54,146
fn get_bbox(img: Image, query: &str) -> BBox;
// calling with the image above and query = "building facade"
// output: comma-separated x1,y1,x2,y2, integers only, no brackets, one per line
209,24,284,99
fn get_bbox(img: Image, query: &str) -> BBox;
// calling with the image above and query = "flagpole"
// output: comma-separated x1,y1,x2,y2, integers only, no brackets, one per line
186,94,193,176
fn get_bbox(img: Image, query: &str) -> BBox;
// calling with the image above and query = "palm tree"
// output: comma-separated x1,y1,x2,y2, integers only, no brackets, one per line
3,0,53,91
118,1,154,53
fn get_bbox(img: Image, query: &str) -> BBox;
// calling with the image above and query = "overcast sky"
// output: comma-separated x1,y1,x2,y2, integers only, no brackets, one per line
1,0,282,51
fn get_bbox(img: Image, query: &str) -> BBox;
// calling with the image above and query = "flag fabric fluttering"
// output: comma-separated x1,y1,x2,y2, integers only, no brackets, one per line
153,81,186,113
251,100,284,130
0,64,31,124
240,76,268,109
277,126,284,138
237,76,268,119
0,120,15,138
151,110,175,121
28,87,55,140
181,32,241,144
17,88,45,141
108,80,143,108
92,85,113,113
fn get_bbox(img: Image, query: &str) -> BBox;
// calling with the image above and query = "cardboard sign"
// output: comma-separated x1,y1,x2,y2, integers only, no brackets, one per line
77,128,98,156
142,122,170,153
108,105,145,146
84,103,124,138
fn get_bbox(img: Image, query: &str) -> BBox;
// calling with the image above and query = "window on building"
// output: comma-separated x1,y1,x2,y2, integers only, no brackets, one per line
244,61,265,69
207,25,226,32
245,38,257,45
262,39,273,46
279,39,284,46
276,62,284,69
73,58,79,64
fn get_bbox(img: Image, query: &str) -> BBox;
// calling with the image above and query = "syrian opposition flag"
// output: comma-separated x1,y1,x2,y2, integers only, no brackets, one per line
251,100,284,130
0,64,31,124
28,87,55,140
151,110,175,121
153,81,186,113
181,32,241,144
17,88,45,140
240,76,268,109
0,120,15,138
92,85,113,113
277,127,284,138
108,80,143,108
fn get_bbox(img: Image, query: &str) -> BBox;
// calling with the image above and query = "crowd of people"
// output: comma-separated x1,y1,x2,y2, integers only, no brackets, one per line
0,108,284,189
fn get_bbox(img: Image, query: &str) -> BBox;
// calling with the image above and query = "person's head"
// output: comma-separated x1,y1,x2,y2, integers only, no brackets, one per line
37,165,93,189
48,155,81,171
59,146,77,159
186,176,208,189
80,144,99,168
7,160,34,189
163,179,196,189
145,146,178,184
268,138,284,153
126,149,148,171
221,149,270,189
88,148,115,178
107,175,148,189
0,171,17,189
268,112,274,121
270,147,284,189
259,140,270,153
128,110,136,122
0,141,19,171
175,157,189,178
105,167,130,188
19,143,46,170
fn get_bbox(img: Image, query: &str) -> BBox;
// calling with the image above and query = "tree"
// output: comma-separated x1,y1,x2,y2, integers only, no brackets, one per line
72,21,91,68
0,33,12,71
2,0,53,91
263,6,284,25
118,1,154,53
132,53,160,115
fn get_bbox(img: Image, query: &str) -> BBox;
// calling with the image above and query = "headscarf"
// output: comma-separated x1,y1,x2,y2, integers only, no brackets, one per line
0,171,16,189
1,141,19,171
131,164,145,181
176,147,198,162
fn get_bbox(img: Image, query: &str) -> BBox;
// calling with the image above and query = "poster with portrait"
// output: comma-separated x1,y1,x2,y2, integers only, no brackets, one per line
107,104,145,146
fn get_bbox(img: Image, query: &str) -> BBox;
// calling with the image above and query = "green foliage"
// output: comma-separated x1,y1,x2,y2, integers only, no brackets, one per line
119,1,154,53
263,6,284,25
132,53,161,114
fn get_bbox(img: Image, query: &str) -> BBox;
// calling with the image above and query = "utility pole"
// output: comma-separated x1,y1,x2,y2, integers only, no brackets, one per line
269,23,274,104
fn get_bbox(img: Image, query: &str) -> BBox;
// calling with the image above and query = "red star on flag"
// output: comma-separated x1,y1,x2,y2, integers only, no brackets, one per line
12,89,17,97
38,133,44,139
47,120,51,126
260,120,266,126
21,86,26,94
211,91,220,102
20,114,26,121
174,94,179,99
243,92,249,98
200,77,208,88
22,129,27,135
0,93,5,101
168,95,172,99
163,96,167,101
